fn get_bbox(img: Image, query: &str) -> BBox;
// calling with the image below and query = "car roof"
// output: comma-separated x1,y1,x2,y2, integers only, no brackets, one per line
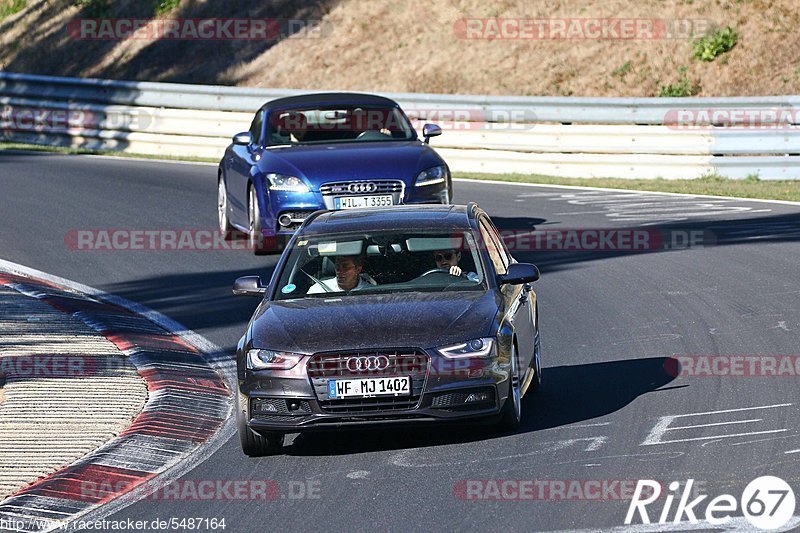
262,92,400,111
299,205,474,236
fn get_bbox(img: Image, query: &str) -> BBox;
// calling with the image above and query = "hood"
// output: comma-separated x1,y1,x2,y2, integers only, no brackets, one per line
250,290,499,354
258,141,444,188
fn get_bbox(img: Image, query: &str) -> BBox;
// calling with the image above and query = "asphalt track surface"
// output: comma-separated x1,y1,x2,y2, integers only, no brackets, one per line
2,150,800,532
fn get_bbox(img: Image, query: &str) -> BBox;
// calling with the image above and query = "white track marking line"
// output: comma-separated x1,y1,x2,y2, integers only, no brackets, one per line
644,429,788,445
668,419,763,431
668,404,793,418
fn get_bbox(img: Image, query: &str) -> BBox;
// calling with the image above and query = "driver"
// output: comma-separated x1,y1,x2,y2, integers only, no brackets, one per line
433,249,480,282
307,255,374,294
351,108,391,137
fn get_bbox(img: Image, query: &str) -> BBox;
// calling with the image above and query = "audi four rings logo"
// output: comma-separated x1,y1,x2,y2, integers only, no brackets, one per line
346,356,390,371
347,182,378,194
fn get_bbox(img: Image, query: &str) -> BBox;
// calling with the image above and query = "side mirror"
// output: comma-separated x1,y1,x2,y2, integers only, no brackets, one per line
233,276,266,297
422,123,442,144
233,131,253,145
498,263,540,285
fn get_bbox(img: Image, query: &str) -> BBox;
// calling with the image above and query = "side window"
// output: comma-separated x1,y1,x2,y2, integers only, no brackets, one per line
478,218,507,275
249,111,264,145
486,218,513,266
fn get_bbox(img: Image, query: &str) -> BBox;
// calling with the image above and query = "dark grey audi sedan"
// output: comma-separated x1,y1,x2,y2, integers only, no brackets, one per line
232,203,542,456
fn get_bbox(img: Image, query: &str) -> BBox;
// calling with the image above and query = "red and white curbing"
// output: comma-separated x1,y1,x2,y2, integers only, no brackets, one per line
0,284,148,497
0,261,235,532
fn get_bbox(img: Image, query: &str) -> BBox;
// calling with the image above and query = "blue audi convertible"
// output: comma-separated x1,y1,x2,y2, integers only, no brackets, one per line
217,93,452,253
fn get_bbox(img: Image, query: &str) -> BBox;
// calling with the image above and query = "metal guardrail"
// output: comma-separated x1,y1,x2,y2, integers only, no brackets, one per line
1,72,799,179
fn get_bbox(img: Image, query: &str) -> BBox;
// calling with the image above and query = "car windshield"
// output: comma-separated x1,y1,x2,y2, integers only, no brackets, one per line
265,105,416,146
273,230,486,300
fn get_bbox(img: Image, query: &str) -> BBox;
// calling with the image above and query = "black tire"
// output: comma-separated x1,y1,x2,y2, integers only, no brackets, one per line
530,329,542,393
499,343,522,431
237,410,284,457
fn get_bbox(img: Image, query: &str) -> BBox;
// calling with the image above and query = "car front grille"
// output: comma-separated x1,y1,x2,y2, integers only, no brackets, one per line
308,349,428,413
319,180,404,210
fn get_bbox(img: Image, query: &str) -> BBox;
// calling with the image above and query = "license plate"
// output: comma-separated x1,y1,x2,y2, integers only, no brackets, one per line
334,195,393,210
328,376,411,399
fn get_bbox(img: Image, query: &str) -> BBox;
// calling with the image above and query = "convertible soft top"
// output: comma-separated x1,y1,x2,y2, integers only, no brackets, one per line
261,92,400,111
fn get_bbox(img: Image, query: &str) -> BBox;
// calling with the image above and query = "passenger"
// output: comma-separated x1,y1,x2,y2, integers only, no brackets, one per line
287,112,309,143
307,255,373,294
433,249,480,281
273,112,309,143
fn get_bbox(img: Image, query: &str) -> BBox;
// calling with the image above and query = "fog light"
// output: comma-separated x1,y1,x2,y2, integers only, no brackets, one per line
278,214,293,227
252,400,278,413
464,391,491,403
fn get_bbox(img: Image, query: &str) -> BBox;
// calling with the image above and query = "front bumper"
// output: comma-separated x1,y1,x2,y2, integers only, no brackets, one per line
238,351,508,433
261,179,450,237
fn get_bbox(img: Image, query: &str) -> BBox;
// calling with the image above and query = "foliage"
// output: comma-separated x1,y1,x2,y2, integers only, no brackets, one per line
692,26,738,62
611,61,633,78
0,0,26,20
153,0,180,16
658,67,701,97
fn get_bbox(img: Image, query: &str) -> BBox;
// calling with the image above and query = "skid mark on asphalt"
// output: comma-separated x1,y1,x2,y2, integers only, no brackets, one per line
724,432,800,447
714,221,800,241
389,437,610,468
390,446,685,470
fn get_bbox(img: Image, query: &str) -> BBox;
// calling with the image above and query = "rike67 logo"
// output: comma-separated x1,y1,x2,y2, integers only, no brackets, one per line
626,477,796,530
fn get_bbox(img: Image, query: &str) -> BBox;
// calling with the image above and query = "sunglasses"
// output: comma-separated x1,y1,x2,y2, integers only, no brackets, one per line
434,252,455,262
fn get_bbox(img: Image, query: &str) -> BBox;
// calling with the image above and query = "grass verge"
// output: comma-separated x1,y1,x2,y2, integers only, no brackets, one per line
0,142,218,164
2,142,799,202
454,172,800,202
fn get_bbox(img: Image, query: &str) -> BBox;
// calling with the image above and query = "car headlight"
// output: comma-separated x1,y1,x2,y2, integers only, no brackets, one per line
437,337,495,359
247,349,303,370
266,173,310,193
415,165,447,186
